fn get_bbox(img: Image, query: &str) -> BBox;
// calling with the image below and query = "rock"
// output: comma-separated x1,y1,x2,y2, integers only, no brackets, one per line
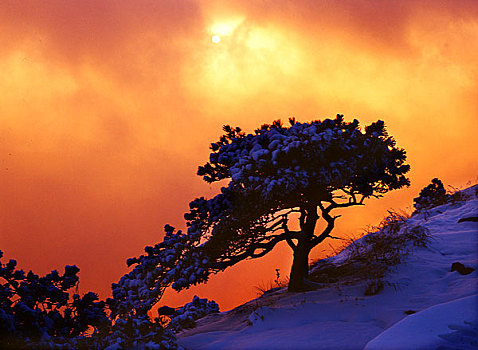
457,216,478,223
450,262,475,275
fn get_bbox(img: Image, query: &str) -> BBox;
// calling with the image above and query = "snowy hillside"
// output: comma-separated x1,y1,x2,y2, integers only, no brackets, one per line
178,186,478,350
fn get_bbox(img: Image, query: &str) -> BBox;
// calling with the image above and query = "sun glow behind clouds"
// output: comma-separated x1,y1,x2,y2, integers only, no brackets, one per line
197,21,305,104
210,17,244,37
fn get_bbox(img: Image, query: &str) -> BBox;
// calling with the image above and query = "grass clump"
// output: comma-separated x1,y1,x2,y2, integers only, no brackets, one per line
254,269,289,296
310,210,431,295
310,180,474,295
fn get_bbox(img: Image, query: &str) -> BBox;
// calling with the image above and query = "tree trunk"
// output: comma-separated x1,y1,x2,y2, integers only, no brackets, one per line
288,242,312,292
288,205,319,292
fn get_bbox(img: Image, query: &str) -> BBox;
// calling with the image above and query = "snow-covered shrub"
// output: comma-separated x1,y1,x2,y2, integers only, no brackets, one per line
446,184,475,205
105,224,212,349
101,295,218,348
364,279,384,296
401,225,431,247
109,224,209,321
0,250,183,349
167,295,219,332
413,178,449,212
103,315,180,350
0,250,110,349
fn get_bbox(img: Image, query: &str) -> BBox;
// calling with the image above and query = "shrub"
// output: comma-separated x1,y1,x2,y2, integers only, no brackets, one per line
413,178,448,212
165,295,219,332
0,250,110,349
446,185,473,205
0,250,183,349
103,315,179,350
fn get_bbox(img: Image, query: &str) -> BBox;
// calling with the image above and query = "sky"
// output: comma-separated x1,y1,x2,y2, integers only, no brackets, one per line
1,0,477,311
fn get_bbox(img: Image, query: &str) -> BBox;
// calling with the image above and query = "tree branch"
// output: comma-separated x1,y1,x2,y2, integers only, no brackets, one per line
299,208,306,230
311,200,360,247
281,216,298,251
328,235,344,240
212,230,301,270
285,237,297,250
359,195,366,204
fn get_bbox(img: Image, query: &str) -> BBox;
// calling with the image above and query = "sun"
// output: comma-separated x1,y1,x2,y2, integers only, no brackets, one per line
211,35,221,44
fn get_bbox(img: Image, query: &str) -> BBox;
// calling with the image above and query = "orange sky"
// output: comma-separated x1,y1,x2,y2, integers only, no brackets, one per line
1,0,477,311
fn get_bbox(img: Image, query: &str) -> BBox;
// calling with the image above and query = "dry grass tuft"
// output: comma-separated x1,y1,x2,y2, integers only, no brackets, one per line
254,269,289,297
310,210,431,295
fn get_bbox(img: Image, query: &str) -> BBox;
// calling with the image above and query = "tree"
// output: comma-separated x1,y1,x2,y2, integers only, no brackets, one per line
186,115,410,291
119,114,410,309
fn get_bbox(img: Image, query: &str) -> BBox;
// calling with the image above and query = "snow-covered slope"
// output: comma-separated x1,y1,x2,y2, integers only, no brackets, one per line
365,294,477,350
178,186,478,350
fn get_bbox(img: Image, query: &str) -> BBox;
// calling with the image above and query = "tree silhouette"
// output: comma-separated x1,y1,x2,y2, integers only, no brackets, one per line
117,114,410,314
0,251,109,348
185,115,410,291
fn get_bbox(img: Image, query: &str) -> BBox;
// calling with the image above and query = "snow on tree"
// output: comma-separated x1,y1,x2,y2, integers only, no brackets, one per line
109,224,209,319
0,250,109,349
119,114,410,309
107,225,209,349
166,295,219,332
0,249,185,349
0,114,411,347
413,178,448,212
102,313,179,350
185,114,410,291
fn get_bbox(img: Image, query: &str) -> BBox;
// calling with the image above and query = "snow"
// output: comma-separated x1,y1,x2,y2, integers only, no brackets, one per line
365,294,478,350
178,188,478,349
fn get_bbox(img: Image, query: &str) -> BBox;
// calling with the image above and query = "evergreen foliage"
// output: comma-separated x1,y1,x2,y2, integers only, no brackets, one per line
0,114,411,348
166,296,219,332
0,248,217,348
413,178,448,212
0,250,109,349
184,115,410,291
119,114,410,310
